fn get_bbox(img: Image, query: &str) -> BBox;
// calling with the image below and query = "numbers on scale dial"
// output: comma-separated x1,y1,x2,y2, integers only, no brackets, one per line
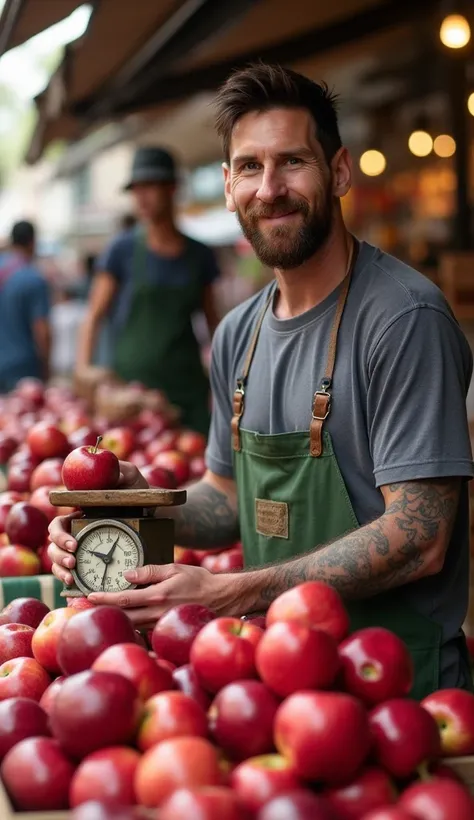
76,527,140,592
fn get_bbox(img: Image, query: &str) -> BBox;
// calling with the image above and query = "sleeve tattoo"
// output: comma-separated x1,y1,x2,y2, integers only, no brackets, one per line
172,481,240,549
254,479,460,606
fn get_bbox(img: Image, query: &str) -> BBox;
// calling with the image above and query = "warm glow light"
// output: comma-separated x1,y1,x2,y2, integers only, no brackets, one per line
439,14,471,49
408,130,433,157
359,150,386,177
433,134,456,158
468,92,474,116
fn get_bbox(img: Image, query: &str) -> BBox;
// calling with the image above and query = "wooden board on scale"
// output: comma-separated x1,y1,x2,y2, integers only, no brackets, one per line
49,488,186,508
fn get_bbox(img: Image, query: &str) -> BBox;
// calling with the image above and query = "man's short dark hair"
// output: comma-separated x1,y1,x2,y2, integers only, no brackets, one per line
214,62,342,165
11,220,35,249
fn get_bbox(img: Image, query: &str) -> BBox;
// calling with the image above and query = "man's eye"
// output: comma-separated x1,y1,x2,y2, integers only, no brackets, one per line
286,157,302,166
242,162,260,171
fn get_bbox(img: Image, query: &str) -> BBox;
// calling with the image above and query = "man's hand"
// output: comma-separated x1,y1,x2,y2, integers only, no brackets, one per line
87,563,237,628
48,462,149,586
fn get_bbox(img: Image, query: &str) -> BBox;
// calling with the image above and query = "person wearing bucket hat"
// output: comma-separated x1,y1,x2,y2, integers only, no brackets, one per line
76,146,221,434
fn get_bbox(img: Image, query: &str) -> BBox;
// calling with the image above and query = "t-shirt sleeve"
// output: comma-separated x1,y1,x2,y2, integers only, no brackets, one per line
200,245,221,287
367,306,474,487
205,320,234,477
96,237,125,282
28,274,50,322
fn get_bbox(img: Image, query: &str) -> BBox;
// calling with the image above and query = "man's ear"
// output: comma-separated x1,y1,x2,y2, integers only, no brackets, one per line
223,162,236,213
332,147,352,199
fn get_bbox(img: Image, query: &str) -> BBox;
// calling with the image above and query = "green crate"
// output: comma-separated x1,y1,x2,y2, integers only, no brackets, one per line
0,575,65,610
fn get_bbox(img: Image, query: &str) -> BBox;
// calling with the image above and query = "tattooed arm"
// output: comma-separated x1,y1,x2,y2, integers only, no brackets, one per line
155,470,240,549
231,478,460,612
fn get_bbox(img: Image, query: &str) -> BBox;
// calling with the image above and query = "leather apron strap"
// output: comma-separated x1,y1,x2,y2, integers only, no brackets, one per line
231,237,359,455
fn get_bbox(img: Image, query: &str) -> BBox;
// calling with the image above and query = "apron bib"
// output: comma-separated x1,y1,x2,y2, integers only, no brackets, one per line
232,239,446,701
113,230,211,434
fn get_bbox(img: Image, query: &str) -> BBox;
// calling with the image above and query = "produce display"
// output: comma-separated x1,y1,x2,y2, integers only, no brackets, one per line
0,377,242,582
0,583,471,818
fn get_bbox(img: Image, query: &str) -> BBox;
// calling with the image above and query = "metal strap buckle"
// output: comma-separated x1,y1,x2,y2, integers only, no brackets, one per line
312,389,331,421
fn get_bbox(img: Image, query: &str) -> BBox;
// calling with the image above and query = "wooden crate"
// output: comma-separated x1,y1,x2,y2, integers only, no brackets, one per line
0,781,68,820
444,755,474,793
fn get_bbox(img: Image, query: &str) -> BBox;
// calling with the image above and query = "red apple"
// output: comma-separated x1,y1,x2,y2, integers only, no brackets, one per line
27,422,69,460
421,688,474,756
244,614,267,629
174,546,200,565
57,605,138,675
62,437,120,491
154,450,190,486
66,596,96,610
152,603,215,667
31,607,79,674
70,746,140,808
275,691,371,784
362,811,417,820
129,450,148,469
6,460,34,492
259,792,338,819
177,430,207,457
0,623,34,663
189,455,206,480
101,427,135,460
0,434,17,464
209,679,280,761
135,736,222,808
202,547,243,573
5,501,48,550
256,622,340,697
71,803,142,820
172,664,212,710
0,596,49,628
146,430,180,460
29,485,58,520
0,656,51,701
0,491,22,530
0,532,9,546
369,699,441,778
1,736,74,810
160,786,242,820
39,675,66,716
141,463,177,489
0,696,50,760
16,377,44,407
68,426,100,449
30,458,64,492
324,767,396,819
92,642,174,700
339,628,414,706
399,778,474,819
50,669,141,759
191,617,264,693
231,754,301,814
60,410,90,436
266,581,349,642
137,690,208,751
0,544,40,576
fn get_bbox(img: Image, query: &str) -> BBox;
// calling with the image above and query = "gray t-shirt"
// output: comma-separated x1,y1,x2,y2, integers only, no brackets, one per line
206,240,474,686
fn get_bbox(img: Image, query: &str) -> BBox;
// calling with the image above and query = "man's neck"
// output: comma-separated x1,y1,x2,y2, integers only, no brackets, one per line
145,218,182,252
11,245,32,262
273,223,354,320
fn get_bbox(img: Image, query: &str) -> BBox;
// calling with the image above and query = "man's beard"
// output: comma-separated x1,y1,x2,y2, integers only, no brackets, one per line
236,188,333,270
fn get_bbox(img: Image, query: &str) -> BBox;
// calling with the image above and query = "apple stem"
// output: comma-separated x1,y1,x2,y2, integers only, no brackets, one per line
416,761,433,782
93,436,103,454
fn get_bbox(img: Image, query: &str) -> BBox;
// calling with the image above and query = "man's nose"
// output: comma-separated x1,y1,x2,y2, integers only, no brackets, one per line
256,167,288,203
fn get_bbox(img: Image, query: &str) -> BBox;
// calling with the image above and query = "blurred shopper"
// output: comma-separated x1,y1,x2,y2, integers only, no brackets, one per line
0,221,51,392
76,147,221,434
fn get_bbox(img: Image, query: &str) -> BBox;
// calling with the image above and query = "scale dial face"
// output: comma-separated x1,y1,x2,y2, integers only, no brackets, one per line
72,519,144,596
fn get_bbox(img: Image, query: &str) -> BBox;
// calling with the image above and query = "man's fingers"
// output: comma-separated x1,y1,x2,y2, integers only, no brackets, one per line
118,461,149,490
51,563,73,587
125,564,175,585
48,513,80,553
47,540,76,568
87,584,167,608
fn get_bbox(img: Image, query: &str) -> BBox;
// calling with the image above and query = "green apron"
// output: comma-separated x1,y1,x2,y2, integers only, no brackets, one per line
232,241,447,701
113,230,211,434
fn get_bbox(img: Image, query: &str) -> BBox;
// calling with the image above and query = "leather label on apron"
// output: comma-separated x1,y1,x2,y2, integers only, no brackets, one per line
255,499,289,539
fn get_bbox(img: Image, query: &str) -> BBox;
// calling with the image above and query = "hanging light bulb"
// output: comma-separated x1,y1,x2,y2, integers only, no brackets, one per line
433,134,456,157
468,92,474,116
408,130,433,157
439,13,471,49
359,150,386,176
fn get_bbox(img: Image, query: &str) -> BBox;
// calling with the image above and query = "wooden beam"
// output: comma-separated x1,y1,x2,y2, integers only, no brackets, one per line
0,0,24,57
75,0,437,118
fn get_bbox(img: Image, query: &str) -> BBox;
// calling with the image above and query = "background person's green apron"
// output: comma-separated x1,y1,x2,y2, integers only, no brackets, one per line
113,231,211,434
232,241,447,701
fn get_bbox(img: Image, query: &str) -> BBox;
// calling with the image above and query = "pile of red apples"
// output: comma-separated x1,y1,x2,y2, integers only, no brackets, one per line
0,582,472,819
0,377,244,578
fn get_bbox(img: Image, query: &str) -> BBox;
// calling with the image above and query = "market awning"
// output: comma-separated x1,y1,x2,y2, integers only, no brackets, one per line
0,0,83,55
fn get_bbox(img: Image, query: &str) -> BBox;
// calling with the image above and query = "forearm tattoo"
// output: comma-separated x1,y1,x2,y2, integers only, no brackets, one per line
173,481,240,548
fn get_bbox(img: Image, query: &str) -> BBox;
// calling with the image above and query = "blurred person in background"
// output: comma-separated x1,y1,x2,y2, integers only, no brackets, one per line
76,147,221,434
0,220,51,392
